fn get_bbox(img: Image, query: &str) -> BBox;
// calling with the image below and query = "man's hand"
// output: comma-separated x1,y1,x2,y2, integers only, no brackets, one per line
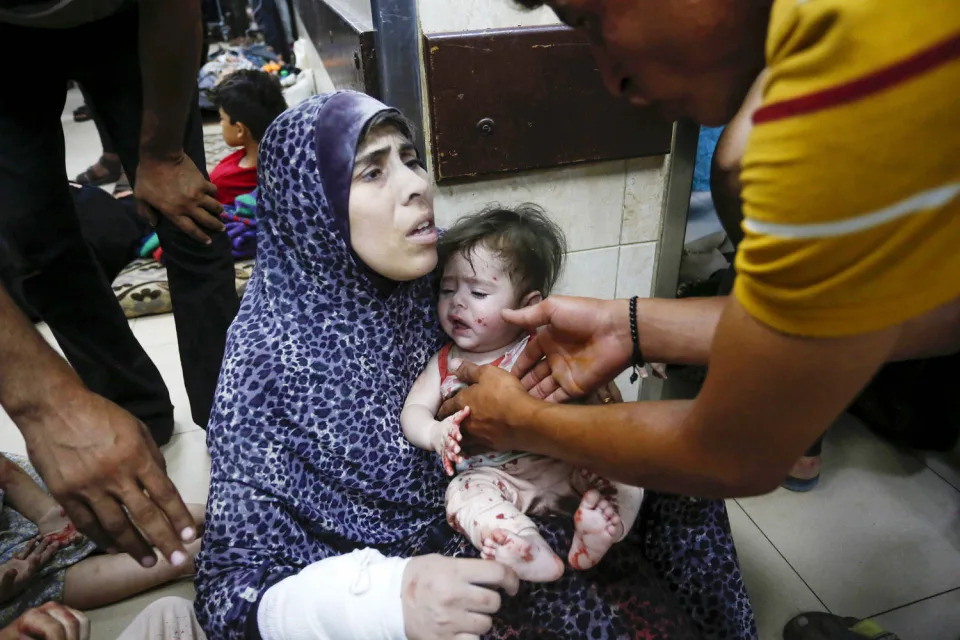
134,152,224,245
438,362,538,454
21,388,196,569
0,602,89,640
504,296,633,403
402,555,519,640
0,537,60,603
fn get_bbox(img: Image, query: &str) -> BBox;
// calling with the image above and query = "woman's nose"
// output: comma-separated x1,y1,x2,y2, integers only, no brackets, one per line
400,163,430,204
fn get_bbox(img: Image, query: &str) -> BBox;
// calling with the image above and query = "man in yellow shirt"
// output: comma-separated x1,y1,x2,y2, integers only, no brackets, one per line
446,0,959,633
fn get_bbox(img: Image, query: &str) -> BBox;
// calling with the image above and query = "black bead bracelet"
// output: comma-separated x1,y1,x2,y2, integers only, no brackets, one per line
628,295,646,383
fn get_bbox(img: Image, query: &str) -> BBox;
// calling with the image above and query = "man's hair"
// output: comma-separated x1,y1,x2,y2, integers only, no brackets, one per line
513,0,545,7
438,204,566,299
209,70,287,143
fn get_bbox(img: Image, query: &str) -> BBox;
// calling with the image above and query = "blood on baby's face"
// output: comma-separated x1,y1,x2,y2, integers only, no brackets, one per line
438,246,525,353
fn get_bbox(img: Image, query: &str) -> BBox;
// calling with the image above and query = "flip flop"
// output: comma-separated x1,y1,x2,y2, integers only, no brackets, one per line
75,155,122,186
784,612,901,640
782,474,820,492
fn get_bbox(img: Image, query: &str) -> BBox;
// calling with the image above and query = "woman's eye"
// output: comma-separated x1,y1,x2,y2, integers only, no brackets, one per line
440,288,453,295
361,168,382,181
405,157,424,170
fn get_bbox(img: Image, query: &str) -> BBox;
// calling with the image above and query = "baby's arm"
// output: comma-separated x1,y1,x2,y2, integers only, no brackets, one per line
401,354,467,475
0,454,59,524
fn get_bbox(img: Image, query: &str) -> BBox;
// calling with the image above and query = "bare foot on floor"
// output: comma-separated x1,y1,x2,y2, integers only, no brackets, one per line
481,529,563,582
568,489,623,570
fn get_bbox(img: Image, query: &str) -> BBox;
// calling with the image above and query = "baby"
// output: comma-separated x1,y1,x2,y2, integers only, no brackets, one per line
402,205,644,582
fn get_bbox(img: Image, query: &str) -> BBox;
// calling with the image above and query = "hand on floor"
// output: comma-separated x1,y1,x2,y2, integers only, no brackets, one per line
0,537,60,603
0,602,89,640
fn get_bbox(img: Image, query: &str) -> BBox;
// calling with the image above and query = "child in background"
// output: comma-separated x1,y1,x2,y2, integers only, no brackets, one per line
0,453,204,626
208,69,287,206
402,205,644,582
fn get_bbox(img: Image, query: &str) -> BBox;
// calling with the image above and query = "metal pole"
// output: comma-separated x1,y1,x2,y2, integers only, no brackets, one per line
370,0,427,156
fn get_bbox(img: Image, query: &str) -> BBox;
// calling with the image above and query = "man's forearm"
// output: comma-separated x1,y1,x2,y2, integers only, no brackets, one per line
0,284,83,435
138,0,203,159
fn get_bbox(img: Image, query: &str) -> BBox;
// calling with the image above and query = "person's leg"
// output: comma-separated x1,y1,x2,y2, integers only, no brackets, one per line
0,21,175,444
76,4,240,428
249,0,293,61
568,469,644,570
446,467,563,582
73,84,121,186
61,539,200,609
115,597,208,640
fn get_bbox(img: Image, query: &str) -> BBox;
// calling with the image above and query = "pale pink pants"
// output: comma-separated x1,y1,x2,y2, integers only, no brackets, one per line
445,455,643,549
115,597,207,640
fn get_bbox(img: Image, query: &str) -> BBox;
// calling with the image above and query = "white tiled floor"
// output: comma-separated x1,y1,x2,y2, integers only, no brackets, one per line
1,88,958,640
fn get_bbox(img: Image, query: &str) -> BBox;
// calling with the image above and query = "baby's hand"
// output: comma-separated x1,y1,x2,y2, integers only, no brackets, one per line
0,537,60,603
433,407,469,477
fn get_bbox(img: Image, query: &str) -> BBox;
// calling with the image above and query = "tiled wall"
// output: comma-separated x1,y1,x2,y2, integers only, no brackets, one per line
419,0,673,399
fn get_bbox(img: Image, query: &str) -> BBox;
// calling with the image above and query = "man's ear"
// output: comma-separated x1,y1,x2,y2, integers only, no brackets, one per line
519,290,542,308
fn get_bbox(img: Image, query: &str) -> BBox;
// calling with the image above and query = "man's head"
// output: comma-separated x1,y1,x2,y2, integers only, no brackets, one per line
515,0,770,125
210,70,288,147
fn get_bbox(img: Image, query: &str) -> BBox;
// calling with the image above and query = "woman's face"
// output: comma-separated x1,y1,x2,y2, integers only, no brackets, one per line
348,125,438,281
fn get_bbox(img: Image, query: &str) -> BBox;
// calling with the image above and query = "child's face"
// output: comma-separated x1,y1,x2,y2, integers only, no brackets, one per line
438,246,532,353
219,108,243,147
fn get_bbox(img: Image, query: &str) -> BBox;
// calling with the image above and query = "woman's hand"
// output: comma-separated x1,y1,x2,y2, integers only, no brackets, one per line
503,296,633,403
0,602,89,640
402,555,519,640
0,537,60,603
438,362,538,454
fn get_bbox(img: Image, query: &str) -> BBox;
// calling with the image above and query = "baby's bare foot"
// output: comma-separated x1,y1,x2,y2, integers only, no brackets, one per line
481,529,563,582
37,506,83,547
568,489,623,570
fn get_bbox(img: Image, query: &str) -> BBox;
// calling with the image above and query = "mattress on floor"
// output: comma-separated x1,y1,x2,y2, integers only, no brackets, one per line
111,258,254,319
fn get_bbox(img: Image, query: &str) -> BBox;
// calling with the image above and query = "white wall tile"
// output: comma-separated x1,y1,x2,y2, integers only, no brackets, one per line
553,247,619,300
615,242,657,299
622,155,669,244
873,588,960,640
434,161,627,253
419,0,559,34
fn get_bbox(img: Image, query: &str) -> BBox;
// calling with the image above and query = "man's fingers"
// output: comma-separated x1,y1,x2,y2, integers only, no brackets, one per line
198,193,224,218
188,206,225,233
437,397,463,421
501,300,550,330
139,454,196,545
452,360,482,385
173,214,213,245
528,374,561,401
1,568,17,590
135,200,159,227
519,359,553,395
57,500,112,551
543,387,572,404
88,496,153,567
201,178,219,198
511,335,545,382
118,486,187,567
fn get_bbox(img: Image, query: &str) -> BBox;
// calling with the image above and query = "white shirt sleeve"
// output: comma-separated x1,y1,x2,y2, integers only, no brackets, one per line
257,548,410,640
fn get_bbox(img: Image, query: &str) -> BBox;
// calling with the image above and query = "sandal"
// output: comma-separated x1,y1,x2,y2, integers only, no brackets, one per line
74,154,122,186
112,170,132,197
784,612,901,640
73,104,92,123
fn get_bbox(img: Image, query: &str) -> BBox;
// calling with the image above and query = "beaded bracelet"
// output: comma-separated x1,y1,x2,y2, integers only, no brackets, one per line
628,295,647,383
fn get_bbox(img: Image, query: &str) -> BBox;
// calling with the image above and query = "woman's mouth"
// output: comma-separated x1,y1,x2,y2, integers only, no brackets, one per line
407,220,438,244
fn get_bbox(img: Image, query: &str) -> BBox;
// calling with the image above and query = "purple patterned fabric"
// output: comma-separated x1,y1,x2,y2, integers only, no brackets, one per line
195,91,756,639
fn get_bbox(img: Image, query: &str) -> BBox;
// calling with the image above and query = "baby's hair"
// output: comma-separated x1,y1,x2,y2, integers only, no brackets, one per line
208,69,287,142
438,204,566,298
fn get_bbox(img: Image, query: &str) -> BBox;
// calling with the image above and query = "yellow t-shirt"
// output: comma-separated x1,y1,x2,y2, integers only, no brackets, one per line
734,0,960,337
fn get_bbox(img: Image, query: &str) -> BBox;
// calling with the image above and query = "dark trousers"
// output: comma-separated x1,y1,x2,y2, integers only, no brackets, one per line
0,5,240,440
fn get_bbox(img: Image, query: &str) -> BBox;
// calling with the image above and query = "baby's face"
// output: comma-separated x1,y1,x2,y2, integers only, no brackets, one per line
438,246,524,353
